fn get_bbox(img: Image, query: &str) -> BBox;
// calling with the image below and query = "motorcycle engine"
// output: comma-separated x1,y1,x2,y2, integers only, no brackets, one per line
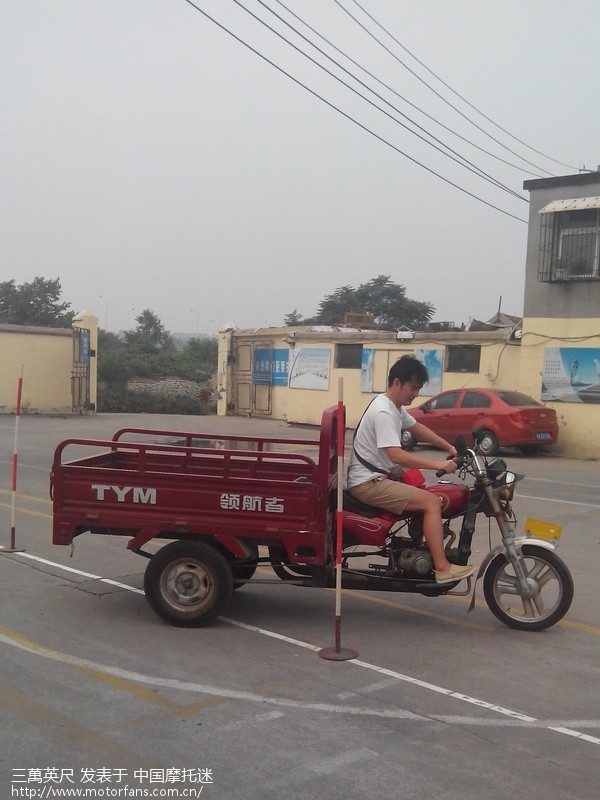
397,549,433,577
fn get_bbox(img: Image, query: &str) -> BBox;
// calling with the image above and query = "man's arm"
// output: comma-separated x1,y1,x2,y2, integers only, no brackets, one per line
384,444,457,474
409,421,457,458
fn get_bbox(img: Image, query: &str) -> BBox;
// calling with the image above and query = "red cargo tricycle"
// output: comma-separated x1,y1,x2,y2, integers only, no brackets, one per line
51,406,572,631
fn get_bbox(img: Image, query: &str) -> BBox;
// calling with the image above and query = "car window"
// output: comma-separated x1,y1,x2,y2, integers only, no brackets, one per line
495,391,541,407
460,391,492,409
429,391,460,410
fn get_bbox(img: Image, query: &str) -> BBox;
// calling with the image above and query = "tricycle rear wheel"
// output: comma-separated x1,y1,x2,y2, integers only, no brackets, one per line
144,541,233,627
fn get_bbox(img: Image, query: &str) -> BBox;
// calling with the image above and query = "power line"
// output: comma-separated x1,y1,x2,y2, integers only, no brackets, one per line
253,0,526,201
347,0,578,172
334,0,568,176
180,0,527,223
272,0,544,178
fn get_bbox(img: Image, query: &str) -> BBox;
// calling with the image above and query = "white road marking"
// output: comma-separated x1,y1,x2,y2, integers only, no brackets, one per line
519,493,600,509
524,477,600,490
2,547,599,746
219,711,284,731
336,678,400,700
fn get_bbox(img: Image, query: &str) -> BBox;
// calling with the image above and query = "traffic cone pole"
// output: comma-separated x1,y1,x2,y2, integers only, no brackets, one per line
319,378,357,661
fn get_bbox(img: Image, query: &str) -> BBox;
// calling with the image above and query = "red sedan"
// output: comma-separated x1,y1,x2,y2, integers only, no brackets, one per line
402,388,559,456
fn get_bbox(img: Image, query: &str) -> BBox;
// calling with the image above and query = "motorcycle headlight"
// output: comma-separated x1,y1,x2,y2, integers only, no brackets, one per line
495,470,517,501
486,458,507,480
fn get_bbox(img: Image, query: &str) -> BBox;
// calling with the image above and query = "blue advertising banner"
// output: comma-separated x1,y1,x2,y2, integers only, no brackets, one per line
271,349,290,387
253,348,289,386
542,347,600,403
79,330,90,363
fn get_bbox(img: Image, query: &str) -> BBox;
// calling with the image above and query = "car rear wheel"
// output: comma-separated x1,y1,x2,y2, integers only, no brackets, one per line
478,429,499,456
401,429,417,450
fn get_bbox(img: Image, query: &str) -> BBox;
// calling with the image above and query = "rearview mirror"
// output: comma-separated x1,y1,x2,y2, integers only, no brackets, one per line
454,434,468,453
472,427,485,444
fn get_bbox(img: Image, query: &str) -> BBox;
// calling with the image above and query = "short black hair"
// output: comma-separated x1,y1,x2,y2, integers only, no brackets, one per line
388,355,428,388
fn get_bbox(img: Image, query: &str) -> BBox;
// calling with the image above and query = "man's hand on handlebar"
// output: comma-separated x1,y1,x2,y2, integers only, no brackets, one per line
436,455,459,478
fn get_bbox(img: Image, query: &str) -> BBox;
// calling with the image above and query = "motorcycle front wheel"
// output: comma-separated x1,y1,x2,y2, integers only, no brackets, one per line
483,544,573,631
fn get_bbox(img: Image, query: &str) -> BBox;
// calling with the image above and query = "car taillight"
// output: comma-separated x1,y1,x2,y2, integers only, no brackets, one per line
509,411,529,423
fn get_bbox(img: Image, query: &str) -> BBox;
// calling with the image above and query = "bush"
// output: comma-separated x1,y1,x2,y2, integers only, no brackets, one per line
98,387,215,415
97,319,218,414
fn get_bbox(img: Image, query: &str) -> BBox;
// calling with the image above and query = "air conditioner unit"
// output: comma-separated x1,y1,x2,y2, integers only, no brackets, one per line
396,330,415,340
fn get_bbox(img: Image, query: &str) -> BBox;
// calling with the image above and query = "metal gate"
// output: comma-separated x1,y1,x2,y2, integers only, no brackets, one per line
72,328,92,413
232,341,272,416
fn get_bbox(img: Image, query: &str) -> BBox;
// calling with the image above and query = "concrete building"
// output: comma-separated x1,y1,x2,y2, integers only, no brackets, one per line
521,170,600,457
217,324,521,429
217,170,600,458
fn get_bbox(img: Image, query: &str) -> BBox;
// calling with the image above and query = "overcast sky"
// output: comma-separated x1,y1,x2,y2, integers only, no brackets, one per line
2,1,599,335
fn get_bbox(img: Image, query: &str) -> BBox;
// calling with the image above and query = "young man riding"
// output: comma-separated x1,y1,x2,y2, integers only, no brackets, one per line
347,355,475,584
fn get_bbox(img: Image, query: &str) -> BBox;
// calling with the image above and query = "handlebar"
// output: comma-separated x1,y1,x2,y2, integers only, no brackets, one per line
436,453,456,478
435,445,478,478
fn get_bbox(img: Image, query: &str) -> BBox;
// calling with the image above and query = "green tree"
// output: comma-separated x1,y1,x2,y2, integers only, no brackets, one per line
284,309,304,326
124,309,175,352
0,277,74,327
313,284,358,326
352,275,434,330
178,337,218,382
97,311,219,415
285,275,434,330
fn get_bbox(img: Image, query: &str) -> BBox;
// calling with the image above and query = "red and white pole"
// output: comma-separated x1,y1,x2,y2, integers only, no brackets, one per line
7,366,25,553
319,378,357,661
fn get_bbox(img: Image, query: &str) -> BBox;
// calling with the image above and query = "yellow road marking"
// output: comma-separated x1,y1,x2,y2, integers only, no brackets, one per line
0,488,52,505
0,683,149,762
343,589,495,632
558,619,600,637
443,590,600,637
0,623,224,715
0,623,294,726
0,501,52,519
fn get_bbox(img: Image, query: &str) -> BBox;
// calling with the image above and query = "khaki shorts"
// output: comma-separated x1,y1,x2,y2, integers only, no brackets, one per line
348,476,416,515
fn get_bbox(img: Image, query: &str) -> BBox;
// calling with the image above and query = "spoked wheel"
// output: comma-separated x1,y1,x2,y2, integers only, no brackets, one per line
483,544,573,631
144,541,233,627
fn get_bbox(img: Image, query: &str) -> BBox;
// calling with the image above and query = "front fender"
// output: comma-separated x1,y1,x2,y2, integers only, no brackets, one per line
477,536,557,580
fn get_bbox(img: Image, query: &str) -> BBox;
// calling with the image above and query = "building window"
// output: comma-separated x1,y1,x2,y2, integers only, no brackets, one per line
446,345,481,373
335,343,363,369
538,201,600,282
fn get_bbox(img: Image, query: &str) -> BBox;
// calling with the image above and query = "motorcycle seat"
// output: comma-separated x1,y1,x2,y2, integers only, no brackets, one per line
342,490,384,518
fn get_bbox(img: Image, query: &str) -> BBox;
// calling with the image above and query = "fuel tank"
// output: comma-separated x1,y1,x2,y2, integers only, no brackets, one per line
423,481,470,518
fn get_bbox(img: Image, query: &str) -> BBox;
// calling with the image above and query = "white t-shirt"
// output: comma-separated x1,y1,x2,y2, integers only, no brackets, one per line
347,394,416,488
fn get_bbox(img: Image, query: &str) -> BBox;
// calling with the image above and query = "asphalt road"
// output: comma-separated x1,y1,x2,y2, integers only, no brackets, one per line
1,412,599,800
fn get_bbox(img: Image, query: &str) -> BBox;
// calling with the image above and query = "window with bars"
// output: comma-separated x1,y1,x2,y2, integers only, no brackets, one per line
539,207,600,282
